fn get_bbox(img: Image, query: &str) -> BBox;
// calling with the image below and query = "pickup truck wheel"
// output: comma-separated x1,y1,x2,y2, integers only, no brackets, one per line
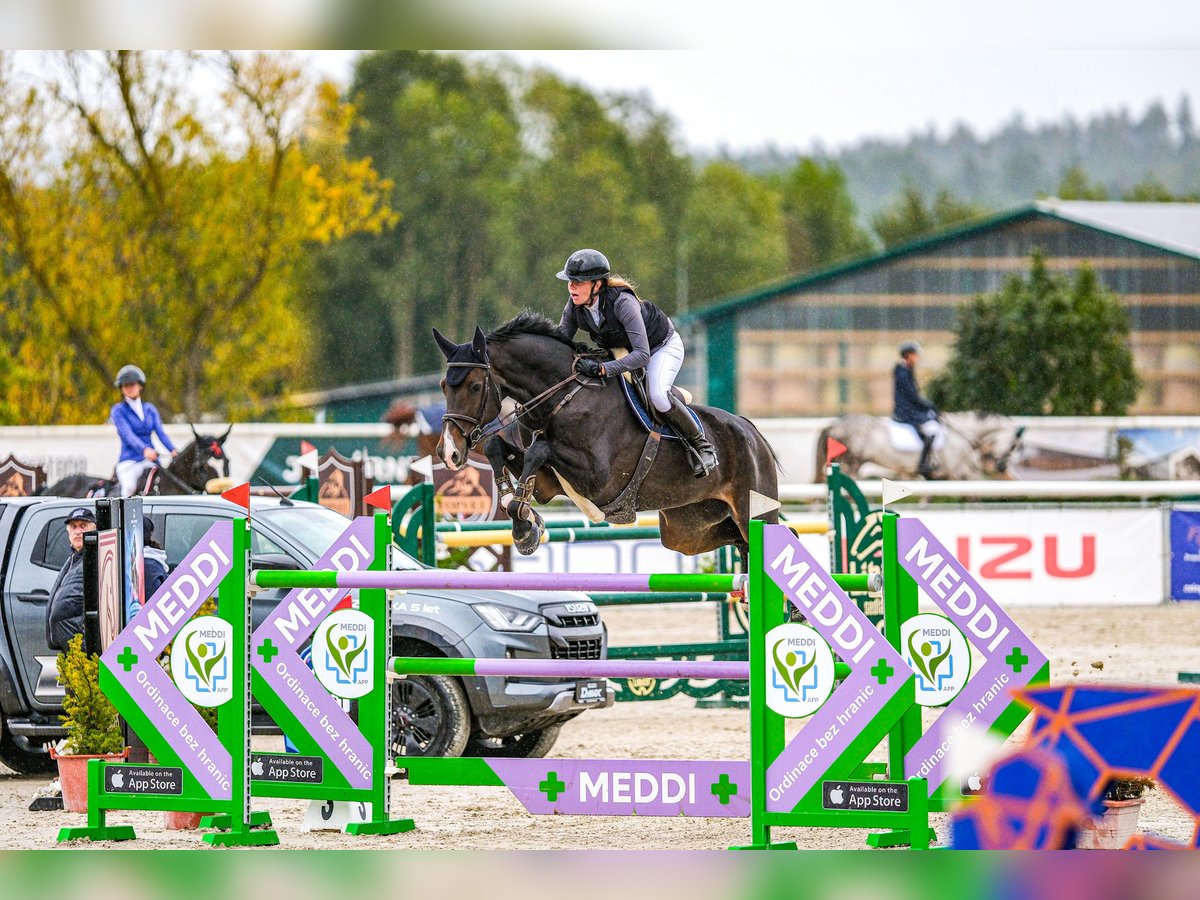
0,719,56,775
463,725,561,759
391,675,470,758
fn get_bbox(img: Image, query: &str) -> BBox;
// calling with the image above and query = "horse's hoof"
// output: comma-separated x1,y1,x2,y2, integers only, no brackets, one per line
514,528,542,555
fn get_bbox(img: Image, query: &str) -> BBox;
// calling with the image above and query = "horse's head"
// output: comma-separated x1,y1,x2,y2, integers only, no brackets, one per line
976,419,1025,477
433,326,501,470
187,424,233,485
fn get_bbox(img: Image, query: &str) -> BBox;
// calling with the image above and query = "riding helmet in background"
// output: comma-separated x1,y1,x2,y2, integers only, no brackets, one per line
557,249,611,282
114,364,147,387
898,341,922,357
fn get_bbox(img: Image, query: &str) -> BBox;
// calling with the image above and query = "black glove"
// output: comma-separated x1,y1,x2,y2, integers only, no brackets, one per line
576,358,604,378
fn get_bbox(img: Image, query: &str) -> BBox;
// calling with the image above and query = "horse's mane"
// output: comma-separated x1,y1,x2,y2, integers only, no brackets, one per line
487,310,574,347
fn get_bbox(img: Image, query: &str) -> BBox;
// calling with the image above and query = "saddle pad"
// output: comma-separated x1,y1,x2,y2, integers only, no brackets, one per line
887,419,946,453
618,377,701,441
611,348,692,403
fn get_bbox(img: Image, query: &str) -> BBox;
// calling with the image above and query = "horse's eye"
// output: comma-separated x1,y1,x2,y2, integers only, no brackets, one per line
470,382,482,394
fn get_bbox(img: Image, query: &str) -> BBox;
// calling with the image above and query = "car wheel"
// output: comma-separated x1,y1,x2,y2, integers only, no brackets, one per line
463,725,561,759
391,675,470,758
0,718,56,775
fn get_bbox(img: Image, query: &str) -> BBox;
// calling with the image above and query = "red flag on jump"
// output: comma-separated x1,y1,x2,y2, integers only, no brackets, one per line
300,440,317,455
222,482,251,510
826,437,849,461
364,485,392,511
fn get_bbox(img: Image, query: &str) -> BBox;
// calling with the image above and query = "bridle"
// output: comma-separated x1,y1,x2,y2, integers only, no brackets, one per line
442,361,506,450
443,359,590,453
940,418,1026,473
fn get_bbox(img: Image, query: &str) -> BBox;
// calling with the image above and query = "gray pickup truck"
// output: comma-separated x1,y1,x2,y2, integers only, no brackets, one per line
0,495,611,774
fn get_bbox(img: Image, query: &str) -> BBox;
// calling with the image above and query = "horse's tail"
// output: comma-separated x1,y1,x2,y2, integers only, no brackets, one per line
738,415,783,476
814,424,832,483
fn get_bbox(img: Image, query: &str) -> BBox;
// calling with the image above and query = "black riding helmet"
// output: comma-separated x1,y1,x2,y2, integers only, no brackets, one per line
114,364,147,388
556,249,610,282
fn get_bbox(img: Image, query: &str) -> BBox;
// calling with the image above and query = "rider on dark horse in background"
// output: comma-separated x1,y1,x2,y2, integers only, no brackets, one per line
893,341,942,479
111,364,177,497
555,248,718,478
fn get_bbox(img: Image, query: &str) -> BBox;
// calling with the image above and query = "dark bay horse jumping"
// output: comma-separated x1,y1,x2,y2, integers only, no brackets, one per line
433,312,779,557
41,426,232,498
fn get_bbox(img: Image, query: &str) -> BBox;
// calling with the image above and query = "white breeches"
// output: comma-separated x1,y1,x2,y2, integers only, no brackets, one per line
116,458,155,497
646,332,685,413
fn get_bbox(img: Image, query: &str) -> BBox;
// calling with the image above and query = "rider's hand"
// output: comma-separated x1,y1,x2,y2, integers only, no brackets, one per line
143,448,158,461
576,358,604,378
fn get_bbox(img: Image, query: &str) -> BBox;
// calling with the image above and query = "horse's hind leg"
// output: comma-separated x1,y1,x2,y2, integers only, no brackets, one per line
658,501,741,556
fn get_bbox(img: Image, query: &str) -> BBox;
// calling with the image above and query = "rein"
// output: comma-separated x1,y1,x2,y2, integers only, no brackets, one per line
939,417,1025,471
444,360,588,451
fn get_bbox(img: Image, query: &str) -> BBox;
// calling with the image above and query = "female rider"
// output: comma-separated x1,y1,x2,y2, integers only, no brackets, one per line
556,248,717,477
111,364,177,497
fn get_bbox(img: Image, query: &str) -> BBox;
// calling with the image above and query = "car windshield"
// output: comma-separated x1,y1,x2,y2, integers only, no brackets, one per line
256,505,423,570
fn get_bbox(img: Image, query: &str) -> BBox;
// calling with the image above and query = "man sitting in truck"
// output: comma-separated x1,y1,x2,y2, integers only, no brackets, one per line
45,507,97,651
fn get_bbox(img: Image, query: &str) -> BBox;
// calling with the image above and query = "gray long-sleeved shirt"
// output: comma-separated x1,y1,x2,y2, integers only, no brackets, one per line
559,291,674,378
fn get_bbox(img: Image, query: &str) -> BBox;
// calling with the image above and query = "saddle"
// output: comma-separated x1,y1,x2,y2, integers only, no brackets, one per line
606,348,701,441
886,418,946,453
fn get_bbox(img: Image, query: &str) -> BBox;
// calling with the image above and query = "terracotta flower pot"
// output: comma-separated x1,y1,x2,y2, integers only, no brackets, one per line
1076,797,1145,849
51,746,129,814
164,809,211,830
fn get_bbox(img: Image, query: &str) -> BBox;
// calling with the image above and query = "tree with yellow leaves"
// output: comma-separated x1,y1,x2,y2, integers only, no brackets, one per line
0,51,395,423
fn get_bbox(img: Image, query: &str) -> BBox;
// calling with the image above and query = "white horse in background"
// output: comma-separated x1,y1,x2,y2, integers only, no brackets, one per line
815,412,1025,481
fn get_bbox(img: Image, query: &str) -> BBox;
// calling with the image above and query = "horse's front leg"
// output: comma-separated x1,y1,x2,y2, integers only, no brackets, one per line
507,440,553,555
483,435,522,511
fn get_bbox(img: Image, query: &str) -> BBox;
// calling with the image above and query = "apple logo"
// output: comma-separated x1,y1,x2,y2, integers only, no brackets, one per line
829,786,844,805
967,774,982,791
111,771,124,789
251,759,265,777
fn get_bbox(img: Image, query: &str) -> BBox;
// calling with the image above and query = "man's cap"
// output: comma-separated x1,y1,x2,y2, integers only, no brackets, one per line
142,517,154,541
66,507,96,524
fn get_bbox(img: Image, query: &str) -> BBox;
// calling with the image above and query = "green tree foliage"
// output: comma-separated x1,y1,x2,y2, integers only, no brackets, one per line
681,161,789,306
871,184,987,247
0,51,393,422
1057,164,1109,200
315,53,696,381
930,252,1140,415
775,158,874,272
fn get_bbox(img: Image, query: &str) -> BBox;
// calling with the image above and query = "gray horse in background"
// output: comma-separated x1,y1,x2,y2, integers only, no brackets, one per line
815,412,1024,481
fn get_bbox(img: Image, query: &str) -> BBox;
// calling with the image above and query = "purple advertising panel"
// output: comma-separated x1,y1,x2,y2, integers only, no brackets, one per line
100,521,235,800
761,526,909,813
487,759,751,817
251,516,376,787
896,518,1049,791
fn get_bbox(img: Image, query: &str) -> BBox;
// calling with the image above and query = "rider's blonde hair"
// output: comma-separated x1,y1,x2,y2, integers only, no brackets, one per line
605,274,643,301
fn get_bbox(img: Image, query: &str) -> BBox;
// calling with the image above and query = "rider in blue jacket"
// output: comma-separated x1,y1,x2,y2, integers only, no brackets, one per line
111,365,176,497
893,342,940,478
555,248,718,477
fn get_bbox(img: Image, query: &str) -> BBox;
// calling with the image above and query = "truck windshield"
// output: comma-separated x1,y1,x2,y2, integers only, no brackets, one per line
256,505,423,570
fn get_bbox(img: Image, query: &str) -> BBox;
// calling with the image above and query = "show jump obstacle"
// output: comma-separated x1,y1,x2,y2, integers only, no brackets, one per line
60,481,1047,848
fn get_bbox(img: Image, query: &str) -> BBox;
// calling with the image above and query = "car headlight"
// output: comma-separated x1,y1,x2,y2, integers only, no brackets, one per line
473,603,543,633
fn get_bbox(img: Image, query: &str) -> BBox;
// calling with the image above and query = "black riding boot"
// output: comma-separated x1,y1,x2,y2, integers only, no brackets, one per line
918,435,936,479
662,395,718,478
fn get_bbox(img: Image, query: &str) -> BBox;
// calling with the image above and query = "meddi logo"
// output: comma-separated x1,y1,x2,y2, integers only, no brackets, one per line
170,616,233,708
313,609,375,699
764,623,835,719
900,614,971,707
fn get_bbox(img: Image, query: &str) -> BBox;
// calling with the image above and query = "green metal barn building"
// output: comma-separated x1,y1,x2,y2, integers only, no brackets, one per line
676,200,1200,417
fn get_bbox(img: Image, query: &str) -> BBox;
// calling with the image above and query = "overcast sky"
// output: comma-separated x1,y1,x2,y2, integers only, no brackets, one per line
306,2,1199,154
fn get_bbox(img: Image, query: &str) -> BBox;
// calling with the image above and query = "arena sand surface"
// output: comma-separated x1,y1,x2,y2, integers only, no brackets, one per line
3,603,1196,850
